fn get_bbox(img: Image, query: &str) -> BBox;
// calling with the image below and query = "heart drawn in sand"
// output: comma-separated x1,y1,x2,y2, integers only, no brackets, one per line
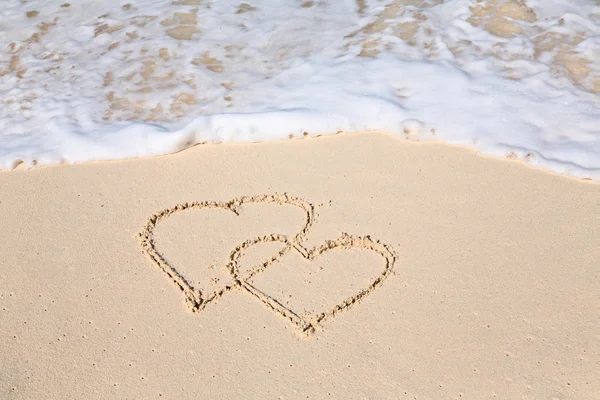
138,194,314,312
231,233,396,335
138,193,396,336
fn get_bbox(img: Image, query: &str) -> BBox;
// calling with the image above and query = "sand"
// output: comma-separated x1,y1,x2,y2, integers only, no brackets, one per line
0,132,598,399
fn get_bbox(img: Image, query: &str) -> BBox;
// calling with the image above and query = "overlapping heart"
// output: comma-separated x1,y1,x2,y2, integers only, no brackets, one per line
138,194,396,336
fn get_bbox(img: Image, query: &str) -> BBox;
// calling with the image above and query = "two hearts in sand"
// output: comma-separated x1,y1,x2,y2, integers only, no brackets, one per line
138,194,396,335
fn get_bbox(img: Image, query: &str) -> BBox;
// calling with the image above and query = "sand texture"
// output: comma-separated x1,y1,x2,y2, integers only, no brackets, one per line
0,133,598,399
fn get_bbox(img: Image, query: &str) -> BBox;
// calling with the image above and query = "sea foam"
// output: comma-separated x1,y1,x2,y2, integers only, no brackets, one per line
0,0,598,178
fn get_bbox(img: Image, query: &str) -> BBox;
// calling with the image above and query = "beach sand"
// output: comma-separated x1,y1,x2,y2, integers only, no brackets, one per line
1,132,598,399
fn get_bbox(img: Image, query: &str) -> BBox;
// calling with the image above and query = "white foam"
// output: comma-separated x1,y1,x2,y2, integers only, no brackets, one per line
0,0,598,178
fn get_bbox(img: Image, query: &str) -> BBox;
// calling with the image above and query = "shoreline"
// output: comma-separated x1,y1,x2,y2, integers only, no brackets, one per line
5,131,599,184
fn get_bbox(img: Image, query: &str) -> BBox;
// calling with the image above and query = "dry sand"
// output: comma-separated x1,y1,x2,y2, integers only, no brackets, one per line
0,132,598,399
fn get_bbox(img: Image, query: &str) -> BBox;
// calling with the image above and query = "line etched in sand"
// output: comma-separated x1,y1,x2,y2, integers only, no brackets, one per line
138,193,396,336
138,194,315,311
233,233,396,336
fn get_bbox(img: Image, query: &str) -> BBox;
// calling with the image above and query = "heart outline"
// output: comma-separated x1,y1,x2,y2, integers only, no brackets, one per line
228,233,396,336
137,194,315,312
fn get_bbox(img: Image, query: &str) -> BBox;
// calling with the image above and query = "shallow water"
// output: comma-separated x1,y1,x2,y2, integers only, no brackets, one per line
1,0,598,178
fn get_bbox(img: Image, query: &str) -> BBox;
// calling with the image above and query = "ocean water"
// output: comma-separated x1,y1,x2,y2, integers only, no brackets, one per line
1,0,598,178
